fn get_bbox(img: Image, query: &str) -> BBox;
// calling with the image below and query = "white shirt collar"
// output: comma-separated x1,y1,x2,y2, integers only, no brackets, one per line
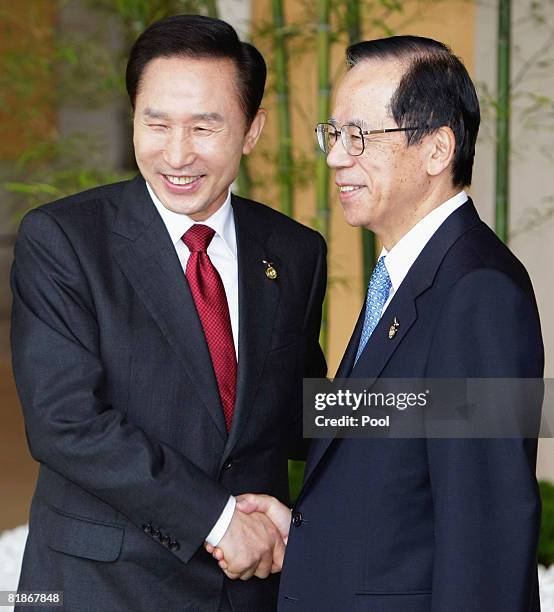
382,190,468,294
146,181,237,259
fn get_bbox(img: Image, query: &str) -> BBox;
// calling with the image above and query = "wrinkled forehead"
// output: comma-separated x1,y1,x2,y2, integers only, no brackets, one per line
332,58,406,124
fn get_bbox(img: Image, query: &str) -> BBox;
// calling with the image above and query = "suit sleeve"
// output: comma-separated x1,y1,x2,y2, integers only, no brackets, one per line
10,209,230,564
288,231,328,461
425,268,543,611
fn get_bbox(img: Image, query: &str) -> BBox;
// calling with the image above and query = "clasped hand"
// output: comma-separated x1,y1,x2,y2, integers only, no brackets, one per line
204,494,291,580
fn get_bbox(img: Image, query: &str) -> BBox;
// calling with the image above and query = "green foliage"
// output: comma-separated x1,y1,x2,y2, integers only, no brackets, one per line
315,0,331,353
0,6,56,147
272,0,294,216
288,460,306,504
6,134,133,220
539,480,554,566
235,159,252,199
495,0,511,243
91,0,215,33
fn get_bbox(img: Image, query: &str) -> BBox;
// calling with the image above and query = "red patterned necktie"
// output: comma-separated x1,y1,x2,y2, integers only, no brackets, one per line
182,224,237,432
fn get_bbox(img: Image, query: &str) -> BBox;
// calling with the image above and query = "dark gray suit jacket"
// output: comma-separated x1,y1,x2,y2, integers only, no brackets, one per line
11,176,326,612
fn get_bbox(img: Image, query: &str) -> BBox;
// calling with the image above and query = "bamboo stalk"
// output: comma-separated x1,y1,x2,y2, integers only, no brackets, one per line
237,0,252,203
236,160,252,199
272,0,294,217
345,0,377,288
345,0,361,43
316,0,331,352
205,0,219,18
495,0,511,243
206,0,254,198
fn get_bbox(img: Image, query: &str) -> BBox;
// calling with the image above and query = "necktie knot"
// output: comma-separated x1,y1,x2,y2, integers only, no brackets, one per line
182,224,215,252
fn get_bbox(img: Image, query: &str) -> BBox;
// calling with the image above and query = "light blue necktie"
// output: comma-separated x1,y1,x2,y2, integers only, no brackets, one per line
355,256,392,364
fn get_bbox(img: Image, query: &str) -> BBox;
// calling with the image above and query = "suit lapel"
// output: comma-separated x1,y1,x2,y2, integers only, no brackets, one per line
112,177,227,439
301,200,483,490
222,196,281,460
336,307,365,378
351,283,418,377
302,308,364,478
303,282,418,485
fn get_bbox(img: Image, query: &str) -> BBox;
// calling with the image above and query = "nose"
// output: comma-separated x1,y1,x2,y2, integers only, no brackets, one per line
326,136,354,169
163,128,196,169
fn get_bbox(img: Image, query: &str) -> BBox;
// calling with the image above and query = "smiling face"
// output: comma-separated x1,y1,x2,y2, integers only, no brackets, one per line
133,55,265,220
328,58,439,249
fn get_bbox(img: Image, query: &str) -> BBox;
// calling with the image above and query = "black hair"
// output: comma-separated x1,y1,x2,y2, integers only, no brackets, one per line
126,14,266,126
346,35,480,187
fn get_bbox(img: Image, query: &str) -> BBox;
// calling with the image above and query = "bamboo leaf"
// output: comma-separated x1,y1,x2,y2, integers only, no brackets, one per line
4,182,62,197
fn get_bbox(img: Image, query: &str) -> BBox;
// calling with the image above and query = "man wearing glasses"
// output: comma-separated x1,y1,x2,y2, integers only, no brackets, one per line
224,36,543,611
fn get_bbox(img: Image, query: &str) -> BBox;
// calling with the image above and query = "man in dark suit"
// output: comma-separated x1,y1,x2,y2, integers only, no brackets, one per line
10,15,326,612
229,36,544,611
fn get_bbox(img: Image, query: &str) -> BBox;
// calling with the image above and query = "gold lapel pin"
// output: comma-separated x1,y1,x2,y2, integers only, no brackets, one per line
388,317,400,339
263,260,277,280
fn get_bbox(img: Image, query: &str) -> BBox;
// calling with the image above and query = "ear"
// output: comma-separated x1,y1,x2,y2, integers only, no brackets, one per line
243,108,267,155
427,126,455,178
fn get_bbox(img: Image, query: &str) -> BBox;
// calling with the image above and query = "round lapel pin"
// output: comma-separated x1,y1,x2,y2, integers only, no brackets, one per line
263,260,277,280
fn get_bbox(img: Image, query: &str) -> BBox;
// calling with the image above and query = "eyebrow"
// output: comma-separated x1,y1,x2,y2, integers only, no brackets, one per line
328,117,369,129
141,109,224,123
190,112,224,123
350,118,368,129
142,108,170,120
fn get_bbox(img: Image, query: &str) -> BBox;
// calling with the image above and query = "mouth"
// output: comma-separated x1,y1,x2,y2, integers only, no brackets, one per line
337,183,365,201
161,174,205,192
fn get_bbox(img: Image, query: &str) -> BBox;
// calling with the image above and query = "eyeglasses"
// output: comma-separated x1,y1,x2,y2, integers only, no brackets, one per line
315,122,420,156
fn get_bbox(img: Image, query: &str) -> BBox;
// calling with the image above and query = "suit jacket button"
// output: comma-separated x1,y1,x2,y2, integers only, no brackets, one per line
169,541,180,551
223,458,233,470
152,528,161,539
292,511,303,527
161,535,171,547
142,523,153,535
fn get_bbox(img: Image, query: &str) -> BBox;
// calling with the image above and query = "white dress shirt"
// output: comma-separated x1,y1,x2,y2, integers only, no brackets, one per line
381,191,468,313
147,182,237,546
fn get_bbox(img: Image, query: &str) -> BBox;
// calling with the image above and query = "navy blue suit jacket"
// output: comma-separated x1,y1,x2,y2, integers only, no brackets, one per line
11,176,327,612
278,200,544,612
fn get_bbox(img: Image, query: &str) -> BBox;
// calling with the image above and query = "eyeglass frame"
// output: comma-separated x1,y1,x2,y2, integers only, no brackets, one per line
315,122,421,156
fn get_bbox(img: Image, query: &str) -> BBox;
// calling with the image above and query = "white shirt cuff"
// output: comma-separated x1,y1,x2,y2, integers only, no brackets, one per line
205,495,236,546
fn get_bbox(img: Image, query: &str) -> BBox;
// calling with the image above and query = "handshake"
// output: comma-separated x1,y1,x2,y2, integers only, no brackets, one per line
204,494,291,581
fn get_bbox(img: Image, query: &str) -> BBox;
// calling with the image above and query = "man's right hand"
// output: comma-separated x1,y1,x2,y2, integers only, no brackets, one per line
210,507,285,580
236,493,292,544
